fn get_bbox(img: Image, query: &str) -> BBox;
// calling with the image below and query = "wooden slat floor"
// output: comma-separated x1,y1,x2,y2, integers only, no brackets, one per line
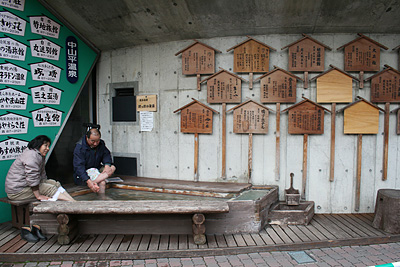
1,213,400,262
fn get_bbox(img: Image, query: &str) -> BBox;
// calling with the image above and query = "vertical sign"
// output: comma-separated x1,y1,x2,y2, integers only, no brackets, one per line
66,36,78,83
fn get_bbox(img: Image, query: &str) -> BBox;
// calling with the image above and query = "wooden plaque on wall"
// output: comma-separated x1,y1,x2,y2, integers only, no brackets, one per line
343,101,380,134
205,70,242,104
179,102,214,134
258,68,299,103
287,101,325,134
316,69,354,103
176,41,217,75
287,39,325,72
370,68,400,103
230,39,271,73
230,100,269,134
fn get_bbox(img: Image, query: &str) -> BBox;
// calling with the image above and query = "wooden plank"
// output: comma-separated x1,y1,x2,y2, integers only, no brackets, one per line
287,225,311,242
78,235,98,252
205,234,217,248
313,215,352,239
158,235,169,250
0,222,12,232
138,234,151,251
214,234,227,248
221,103,227,179
280,225,302,243
309,217,337,240
362,213,374,220
148,234,160,251
194,133,199,181
128,235,143,251
178,234,187,250
321,214,361,238
3,236,27,253
250,233,265,246
188,234,198,249
328,215,367,237
108,234,124,252
225,234,237,247
66,235,89,252
0,228,18,245
317,71,353,103
168,234,178,250
265,226,284,244
87,234,107,252
302,134,308,199
344,103,380,134
26,238,53,253
259,229,276,245
271,225,293,243
382,103,390,181
35,235,57,253
302,223,329,240
356,214,386,233
275,103,281,181
0,235,22,252
117,235,133,251
295,225,320,241
242,234,256,246
233,234,247,247
355,134,363,212
337,214,380,237
97,234,115,252
14,240,36,253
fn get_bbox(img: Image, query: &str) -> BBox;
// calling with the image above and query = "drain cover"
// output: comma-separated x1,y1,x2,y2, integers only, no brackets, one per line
288,251,316,264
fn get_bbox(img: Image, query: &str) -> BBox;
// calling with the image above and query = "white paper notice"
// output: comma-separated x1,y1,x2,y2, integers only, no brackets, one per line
140,111,153,132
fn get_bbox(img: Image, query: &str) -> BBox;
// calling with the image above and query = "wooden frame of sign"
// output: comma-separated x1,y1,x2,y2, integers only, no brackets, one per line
337,33,388,88
226,36,276,89
281,34,332,89
366,65,400,103
175,40,222,91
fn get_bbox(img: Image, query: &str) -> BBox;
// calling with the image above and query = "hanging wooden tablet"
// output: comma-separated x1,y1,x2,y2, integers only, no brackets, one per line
337,33,388,88
310,65,358,182
281,97,330,199
201,68,245,179
175,40,221,91
254,65,302,181
338,97,384,212
366,65,400,181
174,99,219,181
227,36,276,89
227,100,273,183
281,34,332,89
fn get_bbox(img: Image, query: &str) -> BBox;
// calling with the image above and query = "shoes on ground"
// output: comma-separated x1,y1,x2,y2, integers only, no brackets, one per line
20,226,39,242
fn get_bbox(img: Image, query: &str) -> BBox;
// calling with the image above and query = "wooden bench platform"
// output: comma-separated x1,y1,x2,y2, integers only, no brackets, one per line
0,198,38,229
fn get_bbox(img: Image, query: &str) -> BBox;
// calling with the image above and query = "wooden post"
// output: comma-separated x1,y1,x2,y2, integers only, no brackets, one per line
359,71,364,89
194,133,199,182
192,213,206,245
304,71,309,89
382,103,390,181
275,103,281,181
249,72,253,89
355,134,363,212
330,103,336,182
197,74,201,91
302,134,308,199
56,214,78,245
221,103,227,179
248,133,253,183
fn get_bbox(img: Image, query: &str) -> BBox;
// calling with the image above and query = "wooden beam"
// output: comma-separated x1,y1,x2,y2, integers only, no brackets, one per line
194,133,199,182
330,103,336,182
275,103,280,181
355,134,363,212
221,103,227,179
248,133,253,184
302,134,308,199
382,103,390,181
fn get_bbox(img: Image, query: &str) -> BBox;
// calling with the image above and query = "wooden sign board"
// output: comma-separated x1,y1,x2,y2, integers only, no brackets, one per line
343,39,380,72
288,101,324,134
136,94,157,111
370,70,400,103
344,101,379,134
316,70,353,103
232,102,268,134
233,39,269,73
260,71,297,103
181,43,215,75
207,71,242,103
180,102,213,134
288,39,325,72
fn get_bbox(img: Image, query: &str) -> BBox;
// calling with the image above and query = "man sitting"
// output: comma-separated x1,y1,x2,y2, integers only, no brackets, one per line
73,125,116,193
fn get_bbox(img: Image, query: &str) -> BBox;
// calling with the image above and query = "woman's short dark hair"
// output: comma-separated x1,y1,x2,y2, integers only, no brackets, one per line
28,135,51,150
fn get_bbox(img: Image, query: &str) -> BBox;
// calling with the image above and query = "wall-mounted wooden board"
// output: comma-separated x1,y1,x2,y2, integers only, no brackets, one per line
232,102,268,134
344,39,380,72
288,39,325,72
233,40,269,73
181,43,215,75
317,70,353,103
370,70,400,103
344,101,379,134
207,72,242,103
180,103,214,134
288,101,324,134
260,71,296,103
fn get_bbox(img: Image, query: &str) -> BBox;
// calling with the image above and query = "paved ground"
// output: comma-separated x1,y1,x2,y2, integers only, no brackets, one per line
1,242,399,267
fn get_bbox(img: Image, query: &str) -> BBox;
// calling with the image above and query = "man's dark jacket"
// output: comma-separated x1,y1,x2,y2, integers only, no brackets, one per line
73,135,112,185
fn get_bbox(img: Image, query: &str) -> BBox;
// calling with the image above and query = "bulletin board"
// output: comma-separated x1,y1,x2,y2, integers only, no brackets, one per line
0,0,99,223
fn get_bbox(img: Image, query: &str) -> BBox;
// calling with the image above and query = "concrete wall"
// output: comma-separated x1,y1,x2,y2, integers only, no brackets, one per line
96,33,400,214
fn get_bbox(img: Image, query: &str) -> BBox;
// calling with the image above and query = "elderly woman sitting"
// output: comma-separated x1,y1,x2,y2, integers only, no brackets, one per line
5,135,75,202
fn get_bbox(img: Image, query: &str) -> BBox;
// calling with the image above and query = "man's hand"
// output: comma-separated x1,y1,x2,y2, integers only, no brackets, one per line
103,165,114,176
87,179,100,193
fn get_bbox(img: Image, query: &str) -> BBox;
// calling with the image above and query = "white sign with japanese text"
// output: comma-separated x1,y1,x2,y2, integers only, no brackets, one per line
0,113,29,135
0,0,25,11
0,138,28,161
30,84,61,105
0,87,28,109
30,39,61,60
31,106,62,127
0,37,27,61
0,62,27,86
140,111,154,132
0,11,26,36
30,16,60,39
30,62,61,83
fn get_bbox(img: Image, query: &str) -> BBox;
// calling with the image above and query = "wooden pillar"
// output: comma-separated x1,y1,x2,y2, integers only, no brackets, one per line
194,133,199,182
221,103,227,179
330,103,336,182
275,103,281,181
248,133,253,184
382,103,390,181
192,213,206,245
355,134,363,212
302,134,308,199
57,214,78,245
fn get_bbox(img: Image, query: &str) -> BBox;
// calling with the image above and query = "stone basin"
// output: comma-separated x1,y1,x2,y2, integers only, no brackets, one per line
268,201,315,225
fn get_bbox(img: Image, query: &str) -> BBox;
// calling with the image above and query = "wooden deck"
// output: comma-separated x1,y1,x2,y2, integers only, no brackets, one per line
1,213,400,262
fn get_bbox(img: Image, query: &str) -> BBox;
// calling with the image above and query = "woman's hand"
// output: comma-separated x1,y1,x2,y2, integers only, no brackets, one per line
36,195,50,201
